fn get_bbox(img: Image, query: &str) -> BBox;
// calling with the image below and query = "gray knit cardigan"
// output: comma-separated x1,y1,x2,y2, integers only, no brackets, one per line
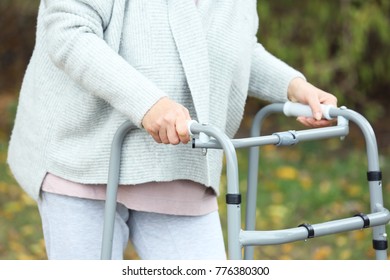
7,0,304,201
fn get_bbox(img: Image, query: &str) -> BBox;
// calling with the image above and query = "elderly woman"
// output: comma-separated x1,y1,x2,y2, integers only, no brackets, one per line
8,0,336,259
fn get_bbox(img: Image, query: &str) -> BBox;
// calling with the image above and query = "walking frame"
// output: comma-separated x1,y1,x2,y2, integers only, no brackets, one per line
100,101,389,260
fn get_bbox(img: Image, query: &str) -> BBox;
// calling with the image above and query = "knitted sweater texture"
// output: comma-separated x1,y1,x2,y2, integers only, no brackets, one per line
8,0,304,200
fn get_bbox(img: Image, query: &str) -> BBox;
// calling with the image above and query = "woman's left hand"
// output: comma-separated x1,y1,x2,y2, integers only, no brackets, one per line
287,78,338,127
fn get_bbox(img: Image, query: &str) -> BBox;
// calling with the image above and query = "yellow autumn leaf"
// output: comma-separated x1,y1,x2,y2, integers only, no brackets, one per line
4,201,23,215
319,181,331,195
313,245,332,260
299,174,312,190
336,236,347,247
275,166,298,180
339,249,352,260
0,182,8,194
21,192,36,206
271,192,284,204
346,184,362,197
267,205,289,228
353,229,367,241
281,243,294,254
21,225,35,237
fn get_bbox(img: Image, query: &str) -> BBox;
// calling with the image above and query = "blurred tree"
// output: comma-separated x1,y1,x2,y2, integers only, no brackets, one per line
0,0,39,94
0,0,39,136
256,0,390,122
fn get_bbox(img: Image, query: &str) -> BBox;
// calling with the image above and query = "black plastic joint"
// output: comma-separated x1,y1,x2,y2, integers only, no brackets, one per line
298,223,315,239
354,213,370,228
367,171,382,181
373,240,388,250
226,194,241,205
192,138,196,148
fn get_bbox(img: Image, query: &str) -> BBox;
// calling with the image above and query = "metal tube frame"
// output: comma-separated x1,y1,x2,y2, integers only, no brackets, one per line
101,121,136,260
240,104,389,260
101,103,389,260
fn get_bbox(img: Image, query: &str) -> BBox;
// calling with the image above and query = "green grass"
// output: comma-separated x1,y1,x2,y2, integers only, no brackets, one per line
0,140,46,260
1,121,389,260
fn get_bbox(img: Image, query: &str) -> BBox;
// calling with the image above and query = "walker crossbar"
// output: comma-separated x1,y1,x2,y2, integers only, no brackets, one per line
240,208,390,246
192,124,349,149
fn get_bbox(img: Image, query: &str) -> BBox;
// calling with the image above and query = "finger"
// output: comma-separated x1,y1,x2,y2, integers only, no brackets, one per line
144,124,163,143
175,111,191,144
158,125,170,144
149,131,162,143
167,122,180,145
176,118,190,144
176,107,191,144
297,117,333,128
319,93,338,108
306,95,323,121
311,119,333,127
296,116,312,127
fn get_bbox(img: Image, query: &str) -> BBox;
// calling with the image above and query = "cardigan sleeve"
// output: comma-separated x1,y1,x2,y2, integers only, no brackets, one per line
248,41,306,103
43,0,167,127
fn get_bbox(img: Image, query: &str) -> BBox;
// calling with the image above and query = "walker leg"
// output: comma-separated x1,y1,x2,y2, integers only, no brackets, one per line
368,177,388,259
244,146,259,259
101,121,135,260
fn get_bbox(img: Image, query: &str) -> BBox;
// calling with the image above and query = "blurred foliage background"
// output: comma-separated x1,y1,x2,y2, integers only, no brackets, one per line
0,0,389,260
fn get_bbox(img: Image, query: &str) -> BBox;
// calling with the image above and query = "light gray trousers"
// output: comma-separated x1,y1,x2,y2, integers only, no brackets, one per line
38,191,227,260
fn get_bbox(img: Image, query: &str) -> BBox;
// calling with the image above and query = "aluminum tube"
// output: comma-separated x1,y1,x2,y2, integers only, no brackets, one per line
245,104,284,259
240,209,390,246
189,122,242,259
193,126,348,149
101,121,136,260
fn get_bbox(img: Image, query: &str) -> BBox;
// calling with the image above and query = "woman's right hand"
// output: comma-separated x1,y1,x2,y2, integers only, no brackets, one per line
141,97,192,145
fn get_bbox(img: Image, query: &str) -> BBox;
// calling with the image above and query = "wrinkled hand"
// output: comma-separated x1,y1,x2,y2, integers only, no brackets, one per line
288,78,338,127
142,97,191,144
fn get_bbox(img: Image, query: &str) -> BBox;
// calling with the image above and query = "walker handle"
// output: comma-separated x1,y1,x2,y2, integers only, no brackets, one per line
283,101,335,120
187,120,210,143
187,120,198,136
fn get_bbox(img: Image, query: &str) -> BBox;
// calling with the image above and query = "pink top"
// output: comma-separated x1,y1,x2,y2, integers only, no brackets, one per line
42,173,218,216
